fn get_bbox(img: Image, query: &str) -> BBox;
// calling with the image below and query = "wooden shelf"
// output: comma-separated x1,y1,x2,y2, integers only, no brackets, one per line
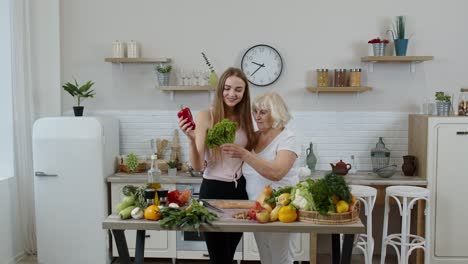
159,85,214,91
306,86,372,93
361,56,433,73
361,56,434,63
159,85,215,101
461,88,468,92
104,58,171,63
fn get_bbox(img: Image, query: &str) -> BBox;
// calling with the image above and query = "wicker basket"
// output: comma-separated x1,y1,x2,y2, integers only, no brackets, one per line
298,201,360,225
117,163,148,174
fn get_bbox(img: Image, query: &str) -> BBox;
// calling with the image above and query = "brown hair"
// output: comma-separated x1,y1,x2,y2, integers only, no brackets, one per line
211,67,256,159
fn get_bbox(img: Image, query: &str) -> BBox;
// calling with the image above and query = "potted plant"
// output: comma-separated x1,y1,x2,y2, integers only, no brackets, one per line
167,160,177,176
435,91,452,116
156,64,172,86
368,37,390,56
62,79,95,116
387,15,409,56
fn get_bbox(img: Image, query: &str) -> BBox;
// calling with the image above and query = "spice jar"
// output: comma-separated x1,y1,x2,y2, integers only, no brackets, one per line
459,88,468,116
316,69,329,87
145,188,156,206
349,68,362,87
156,189,168,207
334,69,346,87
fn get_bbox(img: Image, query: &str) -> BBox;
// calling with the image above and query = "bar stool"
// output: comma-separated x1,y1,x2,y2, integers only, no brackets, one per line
380,186,430,264
349,185,377,264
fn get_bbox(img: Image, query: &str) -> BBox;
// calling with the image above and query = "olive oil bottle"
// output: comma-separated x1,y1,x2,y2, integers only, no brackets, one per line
147,154,161,204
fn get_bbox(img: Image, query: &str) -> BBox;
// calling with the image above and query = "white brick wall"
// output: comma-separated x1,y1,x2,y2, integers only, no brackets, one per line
91,110,410,171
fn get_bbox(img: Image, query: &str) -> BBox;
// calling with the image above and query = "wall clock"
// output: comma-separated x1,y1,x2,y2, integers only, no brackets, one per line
241,44,283,87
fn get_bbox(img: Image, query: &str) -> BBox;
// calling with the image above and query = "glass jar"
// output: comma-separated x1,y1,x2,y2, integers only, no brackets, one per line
349,68,362,87
370,137,391,172
316,69,329,87
334,69,346,87
459,88,468,116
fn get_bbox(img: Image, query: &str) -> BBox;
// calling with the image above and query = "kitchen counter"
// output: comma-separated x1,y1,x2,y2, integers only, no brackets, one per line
103,209,365,264
107,172,201,184
107,170,427,186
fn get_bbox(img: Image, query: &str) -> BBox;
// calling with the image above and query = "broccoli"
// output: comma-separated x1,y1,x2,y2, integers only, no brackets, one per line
205,119,237,148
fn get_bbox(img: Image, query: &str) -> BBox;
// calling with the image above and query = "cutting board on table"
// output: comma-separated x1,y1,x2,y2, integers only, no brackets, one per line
210,200,255,209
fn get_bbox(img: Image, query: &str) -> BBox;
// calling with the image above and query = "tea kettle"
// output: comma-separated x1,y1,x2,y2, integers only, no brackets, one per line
330,160,352,175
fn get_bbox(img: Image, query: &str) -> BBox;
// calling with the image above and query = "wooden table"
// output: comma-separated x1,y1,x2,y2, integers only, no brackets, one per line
103,209,365,264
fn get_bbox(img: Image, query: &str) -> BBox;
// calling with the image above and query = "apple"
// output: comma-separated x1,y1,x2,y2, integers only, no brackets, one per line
248,201,264,220
255,209,270,223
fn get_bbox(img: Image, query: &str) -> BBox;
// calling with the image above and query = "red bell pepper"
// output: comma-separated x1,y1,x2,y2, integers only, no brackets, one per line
177,105,196,130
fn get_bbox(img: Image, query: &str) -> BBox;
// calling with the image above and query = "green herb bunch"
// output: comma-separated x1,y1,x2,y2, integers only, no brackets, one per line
156,64,172,73
201,52,215,73
205,119,237,149
125,153,139,171
159,199,218,232
435,92,451,102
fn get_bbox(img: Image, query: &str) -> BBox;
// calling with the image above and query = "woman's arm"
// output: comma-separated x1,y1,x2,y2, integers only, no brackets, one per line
179,110,210,171
221,144,297,181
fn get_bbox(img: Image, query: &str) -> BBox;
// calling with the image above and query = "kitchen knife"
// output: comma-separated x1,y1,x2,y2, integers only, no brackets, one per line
199,199,224,213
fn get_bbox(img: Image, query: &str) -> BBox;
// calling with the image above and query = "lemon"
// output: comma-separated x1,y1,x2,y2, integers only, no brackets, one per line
336,200,349,213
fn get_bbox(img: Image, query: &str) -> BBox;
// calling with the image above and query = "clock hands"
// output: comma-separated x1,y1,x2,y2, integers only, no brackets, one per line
251,61,265,67
250,62,265,76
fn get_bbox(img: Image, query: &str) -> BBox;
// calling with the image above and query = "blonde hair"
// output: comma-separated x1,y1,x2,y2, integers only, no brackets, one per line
252,92,291,128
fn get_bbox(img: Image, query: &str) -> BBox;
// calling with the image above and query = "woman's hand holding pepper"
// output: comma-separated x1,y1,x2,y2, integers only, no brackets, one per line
178,117,195,142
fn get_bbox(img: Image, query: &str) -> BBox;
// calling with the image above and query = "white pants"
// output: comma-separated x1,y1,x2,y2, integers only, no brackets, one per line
254,232,299,264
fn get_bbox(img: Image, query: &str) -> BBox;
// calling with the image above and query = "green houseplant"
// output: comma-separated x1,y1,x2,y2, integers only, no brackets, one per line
156,64,172,86
62,79,95,116
388,15,409,56
167,160,177,176
201,52,218,88
435,92,452,116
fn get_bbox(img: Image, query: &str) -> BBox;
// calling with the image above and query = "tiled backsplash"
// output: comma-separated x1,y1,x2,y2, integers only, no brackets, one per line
93,110,409,171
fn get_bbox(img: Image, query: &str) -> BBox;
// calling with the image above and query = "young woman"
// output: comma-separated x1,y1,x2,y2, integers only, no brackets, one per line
221,92,299,264
178,67,256,264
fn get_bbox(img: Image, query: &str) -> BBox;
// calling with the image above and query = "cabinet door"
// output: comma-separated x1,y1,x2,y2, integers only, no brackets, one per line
242,232,309,261
111,183,176,258
434,125,468,258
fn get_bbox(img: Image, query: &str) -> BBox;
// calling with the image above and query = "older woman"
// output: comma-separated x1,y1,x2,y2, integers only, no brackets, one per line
221,92,299,264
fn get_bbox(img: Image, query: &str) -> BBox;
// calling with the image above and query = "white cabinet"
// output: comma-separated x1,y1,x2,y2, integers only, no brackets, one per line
409,115,468,263
110,183,177,259
243,232,309,262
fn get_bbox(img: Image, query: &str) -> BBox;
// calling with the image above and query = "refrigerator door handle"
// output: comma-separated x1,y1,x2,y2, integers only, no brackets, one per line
35,171,58,177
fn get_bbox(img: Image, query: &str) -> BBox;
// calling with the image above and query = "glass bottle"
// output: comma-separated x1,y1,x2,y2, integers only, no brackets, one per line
147,154,161,190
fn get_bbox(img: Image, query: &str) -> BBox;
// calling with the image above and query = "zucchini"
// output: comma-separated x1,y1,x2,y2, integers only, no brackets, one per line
115,195,135,213
119,206,136,220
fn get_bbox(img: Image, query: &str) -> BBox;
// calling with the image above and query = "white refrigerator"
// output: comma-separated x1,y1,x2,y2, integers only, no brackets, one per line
33,117,119,264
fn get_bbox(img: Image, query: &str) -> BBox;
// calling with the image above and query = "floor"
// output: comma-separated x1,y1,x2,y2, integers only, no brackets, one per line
17,254,399,264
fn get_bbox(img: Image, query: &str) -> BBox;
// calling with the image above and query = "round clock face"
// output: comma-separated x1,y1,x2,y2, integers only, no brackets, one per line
241,44,283,87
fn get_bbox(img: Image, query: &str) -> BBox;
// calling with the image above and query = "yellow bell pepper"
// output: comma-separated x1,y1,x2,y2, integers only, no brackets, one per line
277,193,291,206
278,205,298,223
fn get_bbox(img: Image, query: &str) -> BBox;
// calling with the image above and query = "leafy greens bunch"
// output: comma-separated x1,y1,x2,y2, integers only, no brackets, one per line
159,199,218,232
309,173,351,215
205,119,237,148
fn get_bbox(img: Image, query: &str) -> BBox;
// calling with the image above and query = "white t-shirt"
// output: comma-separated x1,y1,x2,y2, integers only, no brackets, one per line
243,128,300,200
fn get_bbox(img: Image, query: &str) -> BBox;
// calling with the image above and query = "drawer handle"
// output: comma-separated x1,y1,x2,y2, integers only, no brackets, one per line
145,235,151,238
456,131,468,135
202,254,210,257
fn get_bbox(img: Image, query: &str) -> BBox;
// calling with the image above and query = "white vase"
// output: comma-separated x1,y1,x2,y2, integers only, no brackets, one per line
168,168,177,176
